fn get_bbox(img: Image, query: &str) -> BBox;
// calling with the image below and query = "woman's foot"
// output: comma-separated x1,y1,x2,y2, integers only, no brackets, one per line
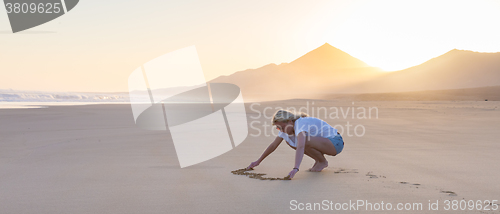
309,161,328,172
308,161,318,171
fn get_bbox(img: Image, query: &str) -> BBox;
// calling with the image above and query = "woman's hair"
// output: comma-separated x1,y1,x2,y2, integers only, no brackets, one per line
271,109,309,125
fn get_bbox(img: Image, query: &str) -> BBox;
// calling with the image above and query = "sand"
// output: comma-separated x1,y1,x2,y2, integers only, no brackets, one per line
0,101,499,213
231,168,291,180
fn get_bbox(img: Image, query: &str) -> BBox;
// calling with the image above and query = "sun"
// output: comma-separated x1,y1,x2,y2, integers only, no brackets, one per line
312,0,500,71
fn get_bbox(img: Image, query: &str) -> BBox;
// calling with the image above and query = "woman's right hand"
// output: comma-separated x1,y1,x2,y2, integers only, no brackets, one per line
247,161,260,170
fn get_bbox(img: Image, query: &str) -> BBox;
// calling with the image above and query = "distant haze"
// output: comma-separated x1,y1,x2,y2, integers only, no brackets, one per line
211,43,500,101
1,0,500,92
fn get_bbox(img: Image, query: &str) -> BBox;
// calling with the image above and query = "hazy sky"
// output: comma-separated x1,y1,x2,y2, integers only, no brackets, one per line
1,0,500,92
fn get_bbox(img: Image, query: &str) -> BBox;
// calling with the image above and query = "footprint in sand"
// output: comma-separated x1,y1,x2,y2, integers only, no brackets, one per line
366,171,378,178
333,168,358,174
399,182,422,188
440,190,458,196
400,182,421,186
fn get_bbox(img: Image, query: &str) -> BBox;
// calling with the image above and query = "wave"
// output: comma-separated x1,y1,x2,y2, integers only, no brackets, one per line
0,90,134,103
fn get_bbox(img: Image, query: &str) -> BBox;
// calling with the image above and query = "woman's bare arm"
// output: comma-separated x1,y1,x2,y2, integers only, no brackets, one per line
293,131,306,169
247,136,283,169
287,131,306,179
257,136,283,162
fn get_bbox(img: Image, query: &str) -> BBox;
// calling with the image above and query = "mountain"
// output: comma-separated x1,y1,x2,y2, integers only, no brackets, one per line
341,49,500,93
288,43,370,70
210,43,385,100
210,44,500,101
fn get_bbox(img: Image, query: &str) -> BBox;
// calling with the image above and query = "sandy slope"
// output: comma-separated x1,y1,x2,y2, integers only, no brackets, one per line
0,101,499,213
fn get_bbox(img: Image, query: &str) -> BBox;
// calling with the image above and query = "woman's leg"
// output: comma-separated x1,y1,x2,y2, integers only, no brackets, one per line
290,146,321,170
304,146,328,171
304,136,338,172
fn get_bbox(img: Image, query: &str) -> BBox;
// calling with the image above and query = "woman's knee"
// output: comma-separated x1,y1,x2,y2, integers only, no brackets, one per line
304,141,313,149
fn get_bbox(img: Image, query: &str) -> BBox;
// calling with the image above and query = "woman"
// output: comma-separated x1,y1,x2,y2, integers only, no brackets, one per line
246,109,344,179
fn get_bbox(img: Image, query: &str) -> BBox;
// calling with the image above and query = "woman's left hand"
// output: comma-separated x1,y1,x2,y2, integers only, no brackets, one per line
287,168,299,179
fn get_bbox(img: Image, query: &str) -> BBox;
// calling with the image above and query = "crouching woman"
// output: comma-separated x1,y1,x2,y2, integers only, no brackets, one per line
247,109,344,179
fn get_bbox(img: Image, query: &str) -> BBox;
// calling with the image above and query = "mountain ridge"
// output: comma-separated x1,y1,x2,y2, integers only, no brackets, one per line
210,43,386,97
287,43,370,70
210,43,500,100
341,49,500,93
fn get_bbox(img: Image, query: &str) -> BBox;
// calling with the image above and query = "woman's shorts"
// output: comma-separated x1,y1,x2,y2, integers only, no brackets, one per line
327,133,344,155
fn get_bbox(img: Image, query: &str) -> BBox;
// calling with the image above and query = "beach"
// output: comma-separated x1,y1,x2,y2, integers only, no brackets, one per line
0,101,499,213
